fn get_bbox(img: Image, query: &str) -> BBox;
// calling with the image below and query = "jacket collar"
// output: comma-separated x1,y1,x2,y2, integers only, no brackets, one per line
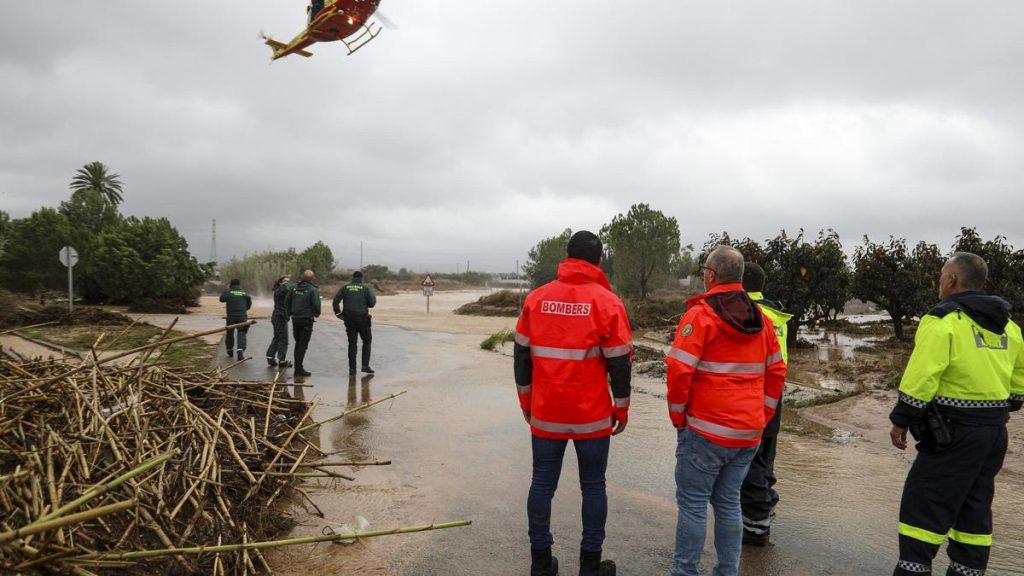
557,258,613,291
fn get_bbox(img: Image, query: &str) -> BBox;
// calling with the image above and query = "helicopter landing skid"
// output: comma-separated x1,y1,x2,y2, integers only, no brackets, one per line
343,21,382,55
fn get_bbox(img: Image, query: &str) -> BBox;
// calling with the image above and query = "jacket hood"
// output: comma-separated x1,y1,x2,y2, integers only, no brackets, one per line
938,291,1011,334
557,259,613,291
689,283,764,337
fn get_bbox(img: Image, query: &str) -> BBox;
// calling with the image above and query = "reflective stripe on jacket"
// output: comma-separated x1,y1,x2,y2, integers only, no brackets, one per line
665,283,786,448
513,258,632,440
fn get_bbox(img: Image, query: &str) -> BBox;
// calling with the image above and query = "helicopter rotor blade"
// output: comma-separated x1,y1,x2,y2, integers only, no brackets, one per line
375,11,399,30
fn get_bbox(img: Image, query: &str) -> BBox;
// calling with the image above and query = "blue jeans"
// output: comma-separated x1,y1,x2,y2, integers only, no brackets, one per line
672,428,758,576
528,435,610,552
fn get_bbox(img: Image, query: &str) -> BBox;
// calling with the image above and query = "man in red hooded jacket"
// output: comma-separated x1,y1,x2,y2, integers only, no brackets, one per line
665,246,786,576
514,230,632,576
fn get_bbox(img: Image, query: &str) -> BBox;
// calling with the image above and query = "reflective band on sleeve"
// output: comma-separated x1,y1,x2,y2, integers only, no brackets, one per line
898,522,947,545
687,416,761,440
764,396,779,409
514,331,530,347
531,345,602,360
948,529,992,547
602,343,632,357
517,385,531,395
668,402,687,413
613,397,630,408
765,351,784,365
530,416,612,435
667,347,700,367
898,391,928,409
1012,394,1024,402
696,361,766,375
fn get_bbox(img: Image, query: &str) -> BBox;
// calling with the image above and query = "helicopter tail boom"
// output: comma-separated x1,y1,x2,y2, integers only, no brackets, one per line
263,37,314,59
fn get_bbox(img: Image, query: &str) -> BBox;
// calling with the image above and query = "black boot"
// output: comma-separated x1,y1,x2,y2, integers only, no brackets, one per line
267,357,277,367
530,547,559,576
579,550,615,576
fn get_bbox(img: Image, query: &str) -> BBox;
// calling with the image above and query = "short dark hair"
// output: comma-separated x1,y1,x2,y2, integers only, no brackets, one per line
949,252,987,290
742,262,766,292
707,246,744,283
566,230,602,265
229,278,240,286
353,270,364,279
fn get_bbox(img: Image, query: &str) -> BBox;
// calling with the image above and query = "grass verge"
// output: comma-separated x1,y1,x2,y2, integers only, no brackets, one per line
20,323,215,371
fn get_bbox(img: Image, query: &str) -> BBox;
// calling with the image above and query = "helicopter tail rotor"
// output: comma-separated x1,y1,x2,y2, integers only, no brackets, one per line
375,11,398,30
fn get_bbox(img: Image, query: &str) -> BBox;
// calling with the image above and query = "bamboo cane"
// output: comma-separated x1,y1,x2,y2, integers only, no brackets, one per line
30,450,176,525
78,521,473,561
0,499,136,545
296,390,407,433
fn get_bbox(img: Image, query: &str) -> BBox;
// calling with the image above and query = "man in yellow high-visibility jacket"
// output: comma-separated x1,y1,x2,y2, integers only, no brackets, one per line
739,262,793,547
890,252,1024,576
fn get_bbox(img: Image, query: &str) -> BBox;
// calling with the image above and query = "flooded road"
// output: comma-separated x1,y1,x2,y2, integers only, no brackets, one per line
219,316,1024,575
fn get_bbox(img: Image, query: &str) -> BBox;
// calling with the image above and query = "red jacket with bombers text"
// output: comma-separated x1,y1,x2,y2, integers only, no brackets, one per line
514,259,633,440
665,283,786,448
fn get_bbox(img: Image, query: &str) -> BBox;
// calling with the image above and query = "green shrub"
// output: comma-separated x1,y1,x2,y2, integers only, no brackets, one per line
480,328,515,351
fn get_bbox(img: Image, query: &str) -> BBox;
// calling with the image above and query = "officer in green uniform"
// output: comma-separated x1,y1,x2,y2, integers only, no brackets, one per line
265,275,293,368
219,279,252,361
285,270,321,377
332,270,377,375
890,252,1024,576
739,262,793,547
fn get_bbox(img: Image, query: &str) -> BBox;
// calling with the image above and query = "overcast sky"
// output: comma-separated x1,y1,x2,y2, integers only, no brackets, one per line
2,1,1023,273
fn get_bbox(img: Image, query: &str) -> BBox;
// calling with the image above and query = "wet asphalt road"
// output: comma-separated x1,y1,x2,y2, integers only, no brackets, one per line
215,319,1024,576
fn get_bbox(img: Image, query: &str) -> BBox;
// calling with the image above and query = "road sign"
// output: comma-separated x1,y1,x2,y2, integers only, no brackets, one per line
422,274,434,313
58,246,78,313
59,246,79,268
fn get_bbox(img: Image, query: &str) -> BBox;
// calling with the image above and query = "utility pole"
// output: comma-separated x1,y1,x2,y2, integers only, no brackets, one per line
210,219,218,278
466,260,470,274
360,241,363,269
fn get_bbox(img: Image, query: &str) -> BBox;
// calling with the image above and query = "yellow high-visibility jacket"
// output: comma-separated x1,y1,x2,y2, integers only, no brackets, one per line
890,291,1024,428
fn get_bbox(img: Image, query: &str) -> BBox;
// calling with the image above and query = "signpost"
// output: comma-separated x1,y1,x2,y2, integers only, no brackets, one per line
58,246,79,313
422,274,435,313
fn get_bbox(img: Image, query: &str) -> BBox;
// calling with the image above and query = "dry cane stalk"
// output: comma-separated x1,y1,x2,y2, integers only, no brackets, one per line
79,521,474,561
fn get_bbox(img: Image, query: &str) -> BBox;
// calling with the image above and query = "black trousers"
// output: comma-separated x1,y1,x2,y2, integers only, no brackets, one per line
292,317,314,369
894,423,1007,576
343,314,372,369
225,317,248,352
741,433,779,537
265,314,289,361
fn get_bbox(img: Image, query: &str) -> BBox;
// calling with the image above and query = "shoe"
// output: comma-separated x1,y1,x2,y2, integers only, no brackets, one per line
361,366,375,374
294,367,312,377
349,368,357,375
742,530,770,547
237,350,245,361
530,547,558,576
579,550,614,576
267,357,277,367
278,360,293,368
226,349,234,358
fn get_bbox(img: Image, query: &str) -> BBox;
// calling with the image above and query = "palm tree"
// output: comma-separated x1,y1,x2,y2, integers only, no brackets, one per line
70,161,124,206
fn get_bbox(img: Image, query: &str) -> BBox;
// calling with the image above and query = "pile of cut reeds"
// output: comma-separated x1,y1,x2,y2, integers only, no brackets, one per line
0,322,467,575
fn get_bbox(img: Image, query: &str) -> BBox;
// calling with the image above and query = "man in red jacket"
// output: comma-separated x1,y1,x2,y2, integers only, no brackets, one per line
514,230,632,576
665,246,786,576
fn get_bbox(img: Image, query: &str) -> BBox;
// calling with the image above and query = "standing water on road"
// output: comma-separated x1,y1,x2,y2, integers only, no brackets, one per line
217,295,1024,575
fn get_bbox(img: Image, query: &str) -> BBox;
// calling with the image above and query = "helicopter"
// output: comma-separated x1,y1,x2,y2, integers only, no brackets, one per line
262,0,386,60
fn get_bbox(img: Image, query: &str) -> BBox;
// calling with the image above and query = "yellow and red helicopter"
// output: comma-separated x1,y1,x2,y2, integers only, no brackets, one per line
262,0,389,60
